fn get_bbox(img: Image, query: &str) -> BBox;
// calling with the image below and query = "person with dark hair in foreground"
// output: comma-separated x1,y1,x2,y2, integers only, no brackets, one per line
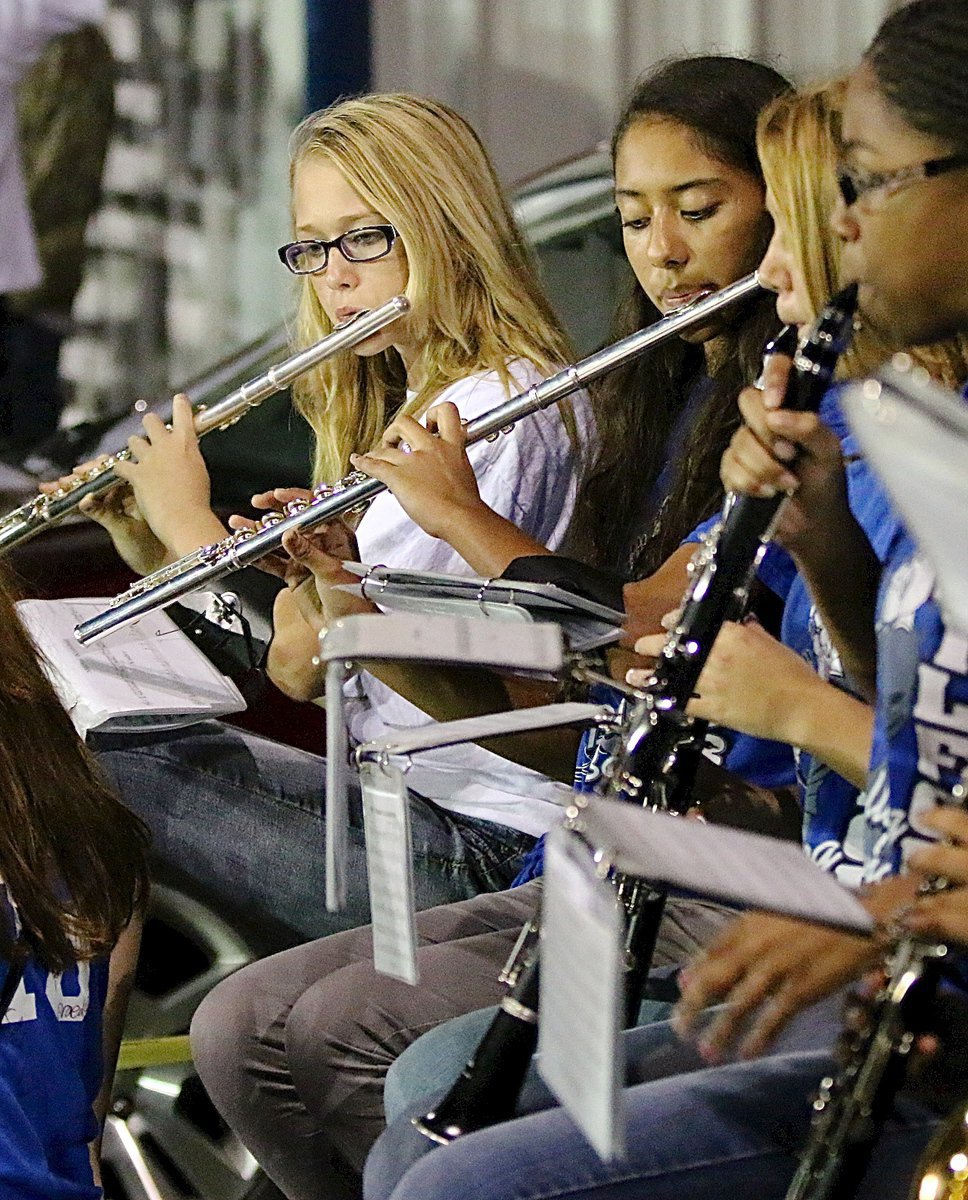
0,560,149,1197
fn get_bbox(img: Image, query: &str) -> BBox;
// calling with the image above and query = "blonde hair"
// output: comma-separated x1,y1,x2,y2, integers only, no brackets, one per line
286,93,574,483
757,82,968,384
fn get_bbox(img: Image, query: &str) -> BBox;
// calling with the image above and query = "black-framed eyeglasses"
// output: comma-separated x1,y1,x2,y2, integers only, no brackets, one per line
836,153,968,207
277,224,399,275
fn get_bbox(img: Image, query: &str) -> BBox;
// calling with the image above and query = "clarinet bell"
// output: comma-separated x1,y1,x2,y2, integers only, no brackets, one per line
909,1100,968,1199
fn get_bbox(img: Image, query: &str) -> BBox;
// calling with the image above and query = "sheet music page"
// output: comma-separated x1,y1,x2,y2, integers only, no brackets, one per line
320,611,563,673
17,598,245,737
325,660,350,913
576,799,875,934
540,826,626,1161
360,762,419,986
842,371,968,635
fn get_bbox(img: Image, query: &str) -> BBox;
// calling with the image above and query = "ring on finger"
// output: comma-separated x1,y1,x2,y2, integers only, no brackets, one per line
399,441,412,454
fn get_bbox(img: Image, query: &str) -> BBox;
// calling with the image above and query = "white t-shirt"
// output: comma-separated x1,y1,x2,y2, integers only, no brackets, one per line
346,359,594,836
0,0,106,295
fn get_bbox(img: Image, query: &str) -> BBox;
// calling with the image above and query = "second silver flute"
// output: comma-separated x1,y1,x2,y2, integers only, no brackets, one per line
0,296,410,556
75,273,762,645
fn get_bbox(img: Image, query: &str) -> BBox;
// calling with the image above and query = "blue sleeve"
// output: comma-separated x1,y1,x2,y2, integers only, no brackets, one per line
681,516,797,601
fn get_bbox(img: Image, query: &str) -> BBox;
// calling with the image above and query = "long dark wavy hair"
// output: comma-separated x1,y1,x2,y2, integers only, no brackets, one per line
0,567,149,972
566,56,790,580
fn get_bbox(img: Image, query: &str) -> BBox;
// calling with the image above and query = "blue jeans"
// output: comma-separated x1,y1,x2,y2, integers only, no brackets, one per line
366,1009,940,1200
94,720,536,941
383,997,676,1125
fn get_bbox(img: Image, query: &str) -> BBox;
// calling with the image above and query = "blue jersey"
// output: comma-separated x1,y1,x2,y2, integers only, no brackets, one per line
863,547,968,881
686,388,904,881
0,897,108,1199
860,384,968,881
787,390,905,881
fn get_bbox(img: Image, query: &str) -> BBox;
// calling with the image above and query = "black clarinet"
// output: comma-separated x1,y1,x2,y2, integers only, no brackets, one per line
610,286,858,806
413,286,858,1145
784,935,947,1200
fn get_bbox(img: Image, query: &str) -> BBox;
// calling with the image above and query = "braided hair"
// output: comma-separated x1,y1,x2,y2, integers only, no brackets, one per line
865,0,968,153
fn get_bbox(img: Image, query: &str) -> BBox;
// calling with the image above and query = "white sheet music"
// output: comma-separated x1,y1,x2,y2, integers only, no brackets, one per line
360,762,419,986
319,611,564,673
575,798,875,934
17,597,245,738
842,366,968,635
325,660,349,913
540,826,626,1162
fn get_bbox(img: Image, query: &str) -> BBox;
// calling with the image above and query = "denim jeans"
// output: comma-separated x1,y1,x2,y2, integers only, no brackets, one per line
366,1007,940,1200
93,720,537,942
383,997,677,1125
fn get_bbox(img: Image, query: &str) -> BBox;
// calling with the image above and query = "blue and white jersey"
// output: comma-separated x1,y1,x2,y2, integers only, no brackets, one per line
859,382,968,882
863,547,968,883
782,574,868,885
0,888,109,1200
686,386,906,882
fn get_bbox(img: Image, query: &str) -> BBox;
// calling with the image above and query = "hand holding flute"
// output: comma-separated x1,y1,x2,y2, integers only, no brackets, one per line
43,460,168,579
0,297,411,558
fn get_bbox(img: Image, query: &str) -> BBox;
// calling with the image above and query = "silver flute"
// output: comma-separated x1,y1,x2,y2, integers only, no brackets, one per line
0,296,411,556
74,272,763,645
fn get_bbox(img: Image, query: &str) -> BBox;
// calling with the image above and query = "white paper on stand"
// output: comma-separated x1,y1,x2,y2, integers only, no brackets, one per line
360,761,419,986
539,825,626,1162
842,365,968,636
319,610,565,673
17,597,245,738
574,798,875,934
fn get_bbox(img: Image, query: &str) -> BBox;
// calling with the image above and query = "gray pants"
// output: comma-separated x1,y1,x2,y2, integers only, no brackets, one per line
189,878,736,1200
